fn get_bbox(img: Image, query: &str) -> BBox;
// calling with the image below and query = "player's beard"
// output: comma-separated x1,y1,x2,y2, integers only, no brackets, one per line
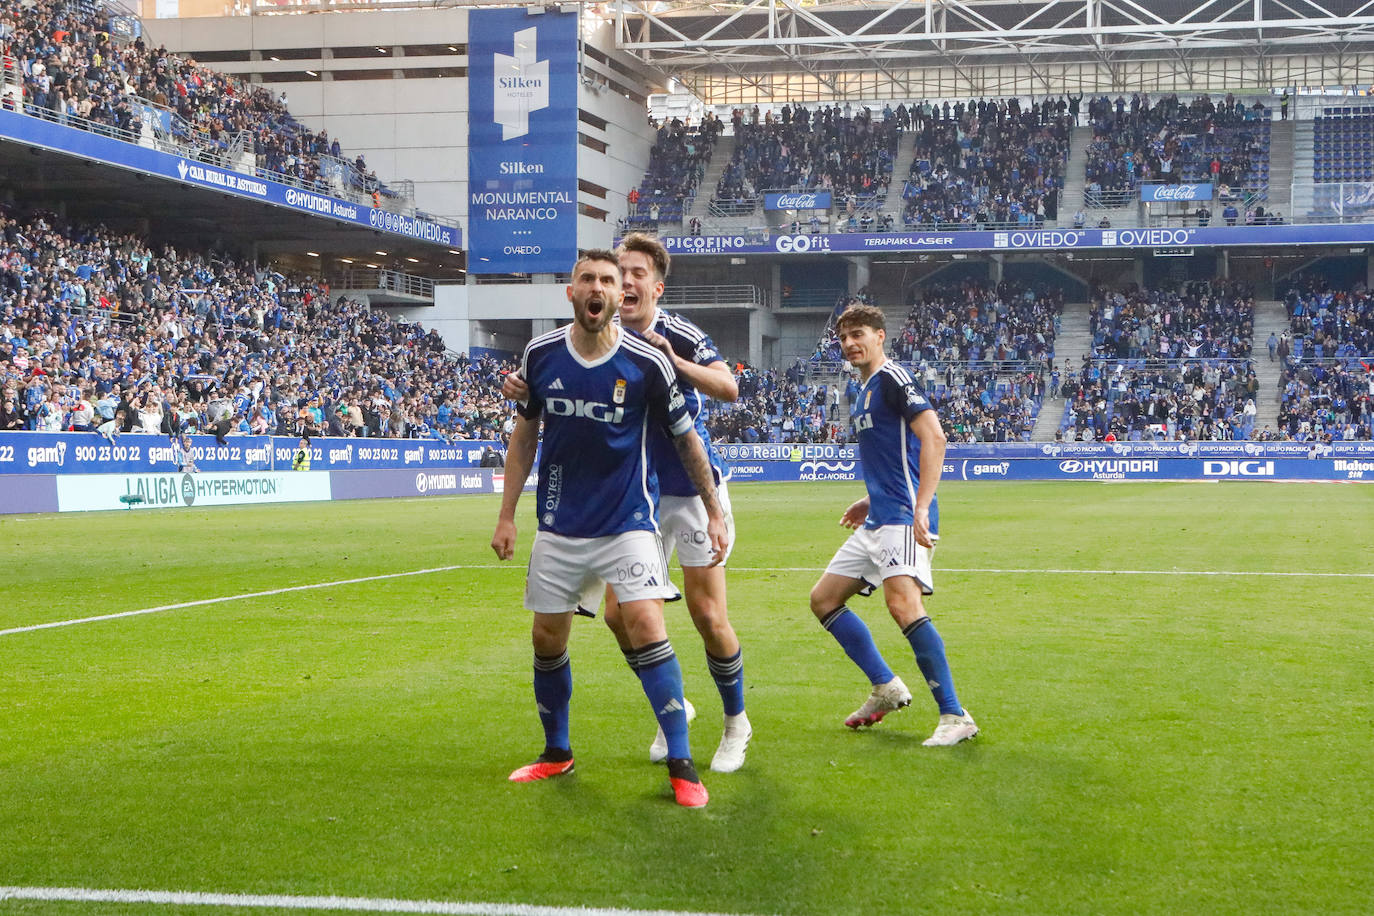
574,292,615,335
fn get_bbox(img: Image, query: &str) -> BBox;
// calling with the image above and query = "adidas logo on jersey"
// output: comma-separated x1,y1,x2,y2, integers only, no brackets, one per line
549,378,565,390
659,698,685,715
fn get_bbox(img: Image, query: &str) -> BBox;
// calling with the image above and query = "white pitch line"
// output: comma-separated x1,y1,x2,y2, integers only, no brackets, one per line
0,886,762,916
0,565,468,637
4,563,1372,639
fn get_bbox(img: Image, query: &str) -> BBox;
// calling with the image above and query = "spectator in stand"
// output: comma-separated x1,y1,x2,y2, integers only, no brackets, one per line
715,104,899,209
1089,280,1254,361
902,97,1069,229
890,280,1061,364
1084,93,1268,194
3,0,394,204
0,205,518,445
628,114,721,230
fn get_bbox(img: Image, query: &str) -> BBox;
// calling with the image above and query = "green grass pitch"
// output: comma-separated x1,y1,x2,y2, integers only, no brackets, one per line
1,481,1371,915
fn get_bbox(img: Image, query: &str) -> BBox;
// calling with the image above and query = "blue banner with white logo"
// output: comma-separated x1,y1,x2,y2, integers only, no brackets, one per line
655,220,1374,256
467,9,579,275
1140,183,1213,202
0,109,459,248
764,190,833,211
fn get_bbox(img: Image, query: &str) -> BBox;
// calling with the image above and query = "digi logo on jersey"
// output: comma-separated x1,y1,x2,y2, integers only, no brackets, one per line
775,234,832,253
1203,460,1275,477
799,460,857,481
545,397,625,424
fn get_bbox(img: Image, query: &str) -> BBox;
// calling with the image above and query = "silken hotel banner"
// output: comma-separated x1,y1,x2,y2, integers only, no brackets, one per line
468,9,579,274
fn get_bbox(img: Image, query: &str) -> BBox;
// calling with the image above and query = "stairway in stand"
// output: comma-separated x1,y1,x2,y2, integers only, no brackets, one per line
1250,299,1291,434
1031,299,1093,441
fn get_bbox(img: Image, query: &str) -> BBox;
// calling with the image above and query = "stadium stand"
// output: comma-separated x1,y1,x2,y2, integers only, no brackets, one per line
714,104,901,210
1283,280,1374,358
1089,280,1255,361
893,280,1061,363
1278,359,1373,441
902,98,1069,229
1312,107,1374,184
704,361,847,444
0,206,515,440
800,285,1049,442
1057,357,1259,441
930,364,1046,443
0,0,395,204
1083,94,1271,204
625,114,722,232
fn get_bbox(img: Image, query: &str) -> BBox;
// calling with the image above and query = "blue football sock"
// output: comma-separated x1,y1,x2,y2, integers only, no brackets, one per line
631,640,691,760
819,605,894,686
903,617,963,716
706,649,746,717
532,650,572,754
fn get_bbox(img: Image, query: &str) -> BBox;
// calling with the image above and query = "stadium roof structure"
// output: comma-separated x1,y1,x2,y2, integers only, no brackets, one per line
609,0,1374,101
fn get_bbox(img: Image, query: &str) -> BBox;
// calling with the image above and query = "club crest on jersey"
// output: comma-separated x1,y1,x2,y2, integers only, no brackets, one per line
864,390,872,409
613,379,627,404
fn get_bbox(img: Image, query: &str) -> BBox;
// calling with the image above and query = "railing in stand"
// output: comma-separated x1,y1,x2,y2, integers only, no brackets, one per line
709,198,759,217
658,285,766,308
334,269,434,298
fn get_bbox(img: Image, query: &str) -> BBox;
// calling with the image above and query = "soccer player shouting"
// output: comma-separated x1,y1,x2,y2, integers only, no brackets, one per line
491,250,728,808
505,234,751,774
807,304,978,746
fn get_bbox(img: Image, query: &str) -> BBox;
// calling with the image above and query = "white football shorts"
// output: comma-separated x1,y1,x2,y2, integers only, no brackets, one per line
824,523,936,595
525,529,678,614
659,481,735,568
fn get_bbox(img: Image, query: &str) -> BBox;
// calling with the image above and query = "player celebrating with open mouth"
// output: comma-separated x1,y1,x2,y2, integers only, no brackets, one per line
491,249,728,808
505,233,752,774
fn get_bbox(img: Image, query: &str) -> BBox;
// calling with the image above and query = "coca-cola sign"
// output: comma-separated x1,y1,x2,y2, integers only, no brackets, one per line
1140,183,1213,202
764,190,833,211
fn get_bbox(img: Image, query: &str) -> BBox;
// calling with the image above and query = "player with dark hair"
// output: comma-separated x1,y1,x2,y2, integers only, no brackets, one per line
491,249,728,808
807,303,978,746
505,233,751,773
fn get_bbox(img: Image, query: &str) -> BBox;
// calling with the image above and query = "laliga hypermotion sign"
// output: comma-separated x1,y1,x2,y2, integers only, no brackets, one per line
467,9,578,274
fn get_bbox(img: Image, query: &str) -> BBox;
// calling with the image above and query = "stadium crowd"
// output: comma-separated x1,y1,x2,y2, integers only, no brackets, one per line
1089,280,1255,360
1084,93,1270,192
704,361,846,444
1277,359,1373,441
902,98,1069,228
0,207,516,441
1,0,386,198
714,104,901,204
891,280,1061,363
1057,357,1259,441
626,114,723,230
1283,279,1374,358
928,364,1045,442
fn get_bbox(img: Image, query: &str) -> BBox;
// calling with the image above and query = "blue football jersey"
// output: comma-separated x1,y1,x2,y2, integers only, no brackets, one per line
644,311,732,497
517,325,693,538
851,360,939,532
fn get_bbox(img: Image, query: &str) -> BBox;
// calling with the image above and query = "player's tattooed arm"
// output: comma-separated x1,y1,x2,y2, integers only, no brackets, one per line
673,428,729,565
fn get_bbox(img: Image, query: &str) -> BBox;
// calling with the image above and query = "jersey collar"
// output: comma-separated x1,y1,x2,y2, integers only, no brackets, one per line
563,323,622,369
